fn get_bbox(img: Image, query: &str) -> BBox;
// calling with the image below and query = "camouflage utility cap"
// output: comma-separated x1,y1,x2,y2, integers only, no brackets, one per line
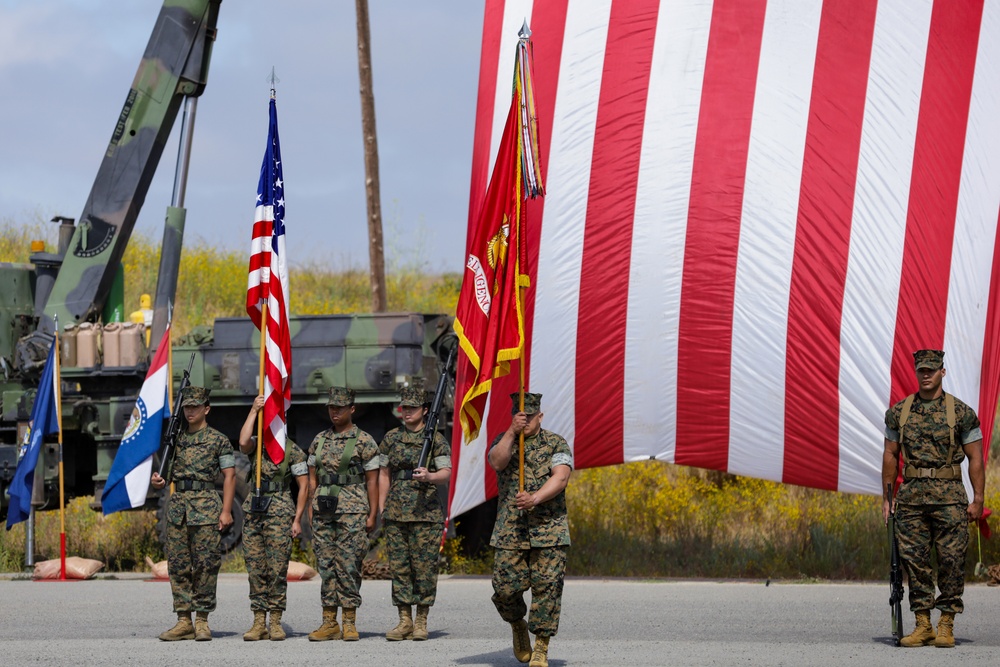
327,386,355,407
913,349,945,371
180,386,210,407
399,385,428,408
510,392,542,415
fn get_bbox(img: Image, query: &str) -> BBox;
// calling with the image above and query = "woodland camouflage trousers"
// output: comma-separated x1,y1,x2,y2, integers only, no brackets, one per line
243,512,293,611
385,520,442,606
166,521,221,613
895,503,968,613
492,546,568,637
313,512,368,608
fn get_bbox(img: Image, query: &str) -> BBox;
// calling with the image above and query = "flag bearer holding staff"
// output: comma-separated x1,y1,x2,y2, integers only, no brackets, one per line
238,395,308,641
378,384,452,641
151,386,235,641
307,386,380,641
489,392,572,667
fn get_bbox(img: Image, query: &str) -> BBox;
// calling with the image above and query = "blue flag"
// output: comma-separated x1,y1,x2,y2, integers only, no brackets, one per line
6,341,59,530
101,327,171,515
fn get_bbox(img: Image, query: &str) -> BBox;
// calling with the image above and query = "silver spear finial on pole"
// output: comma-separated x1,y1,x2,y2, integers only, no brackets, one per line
519,19,531,40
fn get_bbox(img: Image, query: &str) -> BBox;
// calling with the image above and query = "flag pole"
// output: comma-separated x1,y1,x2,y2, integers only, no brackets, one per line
53,316,66,580
255,82,272,497
255,302,268,494
166,301,174,415
516,152,528,496
166,302,175,495
518,338,525,493
515,20,537,494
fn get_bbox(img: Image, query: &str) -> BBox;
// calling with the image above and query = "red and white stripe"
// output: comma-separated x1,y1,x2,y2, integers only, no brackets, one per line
247,215,291,464
450,0,1000,518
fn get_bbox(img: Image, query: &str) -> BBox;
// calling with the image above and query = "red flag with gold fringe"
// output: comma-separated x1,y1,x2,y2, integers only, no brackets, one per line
454,32,543,443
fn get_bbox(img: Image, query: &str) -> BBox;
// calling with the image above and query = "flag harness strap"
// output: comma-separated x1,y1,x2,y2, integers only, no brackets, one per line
247,449,292,494
898,392,960,480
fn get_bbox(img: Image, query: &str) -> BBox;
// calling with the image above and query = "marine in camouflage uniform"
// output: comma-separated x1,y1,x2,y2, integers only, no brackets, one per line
488,392,572,667
882,349,986,648
378,383,452,641
306,386,380,642
238,395,309,641
150,386,236,642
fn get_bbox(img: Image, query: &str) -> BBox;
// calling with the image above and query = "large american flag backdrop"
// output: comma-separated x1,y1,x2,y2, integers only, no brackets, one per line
449,0,1000,519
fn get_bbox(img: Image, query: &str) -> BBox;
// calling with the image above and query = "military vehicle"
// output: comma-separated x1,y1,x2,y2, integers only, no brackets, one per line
0,0,456,552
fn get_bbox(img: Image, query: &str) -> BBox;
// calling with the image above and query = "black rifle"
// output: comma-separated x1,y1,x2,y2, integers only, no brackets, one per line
887,482,904,646
156,354,196,480
417,340,457,471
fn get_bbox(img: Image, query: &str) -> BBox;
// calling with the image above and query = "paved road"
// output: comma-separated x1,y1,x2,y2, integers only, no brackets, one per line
1,574,997,665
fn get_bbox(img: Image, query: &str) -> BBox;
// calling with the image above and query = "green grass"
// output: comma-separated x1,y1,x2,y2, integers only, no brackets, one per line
0,496,163,572
566,459,1000,580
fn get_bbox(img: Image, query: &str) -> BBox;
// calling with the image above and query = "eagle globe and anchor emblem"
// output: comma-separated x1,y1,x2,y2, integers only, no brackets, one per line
466,215,510,317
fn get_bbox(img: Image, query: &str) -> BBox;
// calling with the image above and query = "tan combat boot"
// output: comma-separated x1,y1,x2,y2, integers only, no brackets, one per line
242,610,269,641
158,613,194,641
269,610,286,641
529,635,550,667
194,612,212,641
900,610,936,647
385,605,413,640
933,611,955,648
342,607,359,641
412,605,429,641
509,619,532,663
307,606,341,641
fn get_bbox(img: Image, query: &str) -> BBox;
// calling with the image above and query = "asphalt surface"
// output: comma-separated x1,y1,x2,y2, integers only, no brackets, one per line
0,574,997,666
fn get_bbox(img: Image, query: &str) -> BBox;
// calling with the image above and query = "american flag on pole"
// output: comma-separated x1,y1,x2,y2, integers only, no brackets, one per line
449,0,1000,519
246,94,291,464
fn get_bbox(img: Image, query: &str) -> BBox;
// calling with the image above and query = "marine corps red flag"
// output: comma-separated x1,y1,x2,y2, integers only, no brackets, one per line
455,28,543,443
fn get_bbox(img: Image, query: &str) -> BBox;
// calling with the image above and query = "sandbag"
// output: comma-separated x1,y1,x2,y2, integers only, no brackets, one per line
286,560,317,581
144,556,169,580
33,557,103,580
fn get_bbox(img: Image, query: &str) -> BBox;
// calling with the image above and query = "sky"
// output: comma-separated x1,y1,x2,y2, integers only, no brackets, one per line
0,0,485,273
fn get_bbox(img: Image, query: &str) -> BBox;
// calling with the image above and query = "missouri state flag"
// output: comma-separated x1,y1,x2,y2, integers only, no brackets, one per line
101,327,171,514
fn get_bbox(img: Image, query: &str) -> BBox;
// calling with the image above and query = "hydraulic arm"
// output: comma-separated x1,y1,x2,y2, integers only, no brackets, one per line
40,0,221,333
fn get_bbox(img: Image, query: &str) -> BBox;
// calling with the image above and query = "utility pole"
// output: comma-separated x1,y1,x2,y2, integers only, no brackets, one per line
355,0,387,312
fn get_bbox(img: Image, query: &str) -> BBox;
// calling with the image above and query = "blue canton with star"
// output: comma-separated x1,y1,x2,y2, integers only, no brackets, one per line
256,97,285,250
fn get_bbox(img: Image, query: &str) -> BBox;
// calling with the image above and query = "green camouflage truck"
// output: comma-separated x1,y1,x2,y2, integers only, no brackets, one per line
0,0,456,553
